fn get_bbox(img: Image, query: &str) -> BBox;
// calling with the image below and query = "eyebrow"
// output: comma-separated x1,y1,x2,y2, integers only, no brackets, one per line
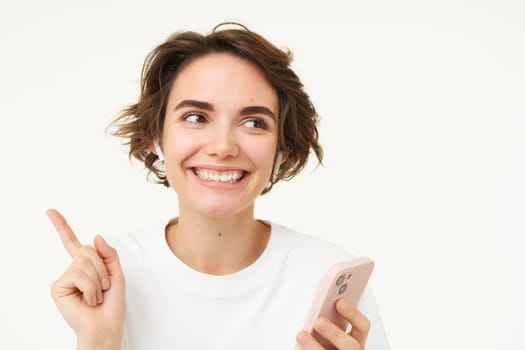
174,99,276,120
240,106,276,120
174,99,214,111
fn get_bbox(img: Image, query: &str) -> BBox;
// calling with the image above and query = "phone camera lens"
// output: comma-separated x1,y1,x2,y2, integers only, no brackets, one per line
338,284,347,295
336,275,345,287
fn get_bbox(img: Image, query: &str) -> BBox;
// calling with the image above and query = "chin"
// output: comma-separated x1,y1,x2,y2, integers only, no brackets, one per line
175,180,265,219
197,208,245,220
193,198,254,219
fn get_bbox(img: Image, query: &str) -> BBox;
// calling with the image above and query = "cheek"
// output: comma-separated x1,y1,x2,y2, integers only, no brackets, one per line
162,133,197,187
163,130,199,159
243,137,277,171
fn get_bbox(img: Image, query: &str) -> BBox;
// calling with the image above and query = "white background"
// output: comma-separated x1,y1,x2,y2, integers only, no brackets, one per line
1,0,524,349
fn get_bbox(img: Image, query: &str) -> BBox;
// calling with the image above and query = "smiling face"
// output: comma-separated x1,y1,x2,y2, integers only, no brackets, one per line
159,53,280,219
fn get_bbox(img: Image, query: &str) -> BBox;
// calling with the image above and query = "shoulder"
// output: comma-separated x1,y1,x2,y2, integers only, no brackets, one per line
268,221,354,274
270,221,353,259
105,223,166,264
270,222,391,348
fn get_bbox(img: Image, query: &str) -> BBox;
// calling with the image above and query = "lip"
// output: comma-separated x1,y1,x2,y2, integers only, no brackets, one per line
188,166,251,189
191,165,248,172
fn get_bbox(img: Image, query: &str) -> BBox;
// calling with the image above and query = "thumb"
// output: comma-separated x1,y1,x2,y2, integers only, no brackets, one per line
94,235,124,279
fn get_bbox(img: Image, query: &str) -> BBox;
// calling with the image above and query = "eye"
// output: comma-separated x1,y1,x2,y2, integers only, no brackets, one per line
243,118,268,130
182,112,206,124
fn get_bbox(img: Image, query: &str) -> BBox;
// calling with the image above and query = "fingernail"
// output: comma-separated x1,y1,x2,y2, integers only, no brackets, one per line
315,318,330,333
101,277,110,290
297,332,310,345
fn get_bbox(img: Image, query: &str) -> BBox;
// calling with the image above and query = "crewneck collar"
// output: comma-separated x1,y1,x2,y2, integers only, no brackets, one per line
145,220,291,298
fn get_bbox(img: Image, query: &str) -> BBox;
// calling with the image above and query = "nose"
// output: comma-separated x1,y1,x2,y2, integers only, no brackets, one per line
204,124,239,159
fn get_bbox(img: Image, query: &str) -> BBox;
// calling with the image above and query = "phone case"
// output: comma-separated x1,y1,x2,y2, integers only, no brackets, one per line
296,257,374,350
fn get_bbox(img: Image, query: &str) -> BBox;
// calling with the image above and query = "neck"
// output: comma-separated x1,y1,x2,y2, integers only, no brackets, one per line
165,206,270,275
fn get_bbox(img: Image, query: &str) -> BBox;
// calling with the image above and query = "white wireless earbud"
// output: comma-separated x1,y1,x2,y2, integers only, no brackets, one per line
154,141,164,161
272,151,283,183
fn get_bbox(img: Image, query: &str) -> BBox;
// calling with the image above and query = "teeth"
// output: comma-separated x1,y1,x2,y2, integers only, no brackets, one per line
194,169,244,184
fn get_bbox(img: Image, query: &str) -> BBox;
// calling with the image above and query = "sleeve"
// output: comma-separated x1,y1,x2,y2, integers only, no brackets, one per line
357,286,391,350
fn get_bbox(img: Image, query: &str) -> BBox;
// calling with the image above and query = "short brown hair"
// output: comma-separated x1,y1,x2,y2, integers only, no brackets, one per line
110,22,323,194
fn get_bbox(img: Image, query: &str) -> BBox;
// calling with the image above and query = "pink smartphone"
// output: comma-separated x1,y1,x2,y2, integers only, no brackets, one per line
296,257,374,350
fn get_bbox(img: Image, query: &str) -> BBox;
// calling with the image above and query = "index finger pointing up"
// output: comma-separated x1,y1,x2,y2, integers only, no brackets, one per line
47,209,81,258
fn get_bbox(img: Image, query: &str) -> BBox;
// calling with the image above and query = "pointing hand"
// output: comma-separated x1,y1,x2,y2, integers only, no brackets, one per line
48,209,125,349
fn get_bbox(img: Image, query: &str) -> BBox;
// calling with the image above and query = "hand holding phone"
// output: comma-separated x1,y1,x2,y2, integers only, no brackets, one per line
296,257,374,350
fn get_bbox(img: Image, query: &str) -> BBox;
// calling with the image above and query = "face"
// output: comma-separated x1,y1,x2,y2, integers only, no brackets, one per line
158,53,280,219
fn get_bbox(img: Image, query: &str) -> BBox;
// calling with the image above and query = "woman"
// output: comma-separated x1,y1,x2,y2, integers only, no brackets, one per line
49,23,389,349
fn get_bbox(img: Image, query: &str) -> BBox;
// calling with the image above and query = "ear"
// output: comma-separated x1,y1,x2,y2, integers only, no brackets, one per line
278,150,287,164
150,140,164,161
271,151,286,183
